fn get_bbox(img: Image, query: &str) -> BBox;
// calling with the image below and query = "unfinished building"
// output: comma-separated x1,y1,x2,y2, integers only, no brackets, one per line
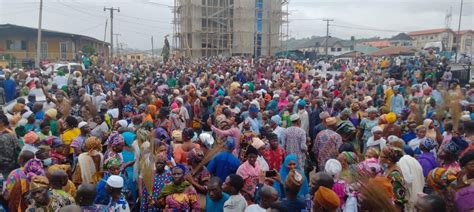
173,0,286,58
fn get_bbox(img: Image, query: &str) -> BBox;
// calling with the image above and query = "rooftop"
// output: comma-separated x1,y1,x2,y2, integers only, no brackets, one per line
407,28,453,36
390,33,413,41
0,23,109,45
362,40,390,48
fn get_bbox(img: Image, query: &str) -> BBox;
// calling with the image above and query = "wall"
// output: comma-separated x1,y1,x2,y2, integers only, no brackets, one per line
458,32,473,54
411,32,454,51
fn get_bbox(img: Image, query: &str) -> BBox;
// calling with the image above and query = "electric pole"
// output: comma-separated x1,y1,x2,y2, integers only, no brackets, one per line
114,34,121,58
35,0,43,68
323,19,334,58
151,36,154,63
103,19,108,64
455,0,463,63
104,7,120,62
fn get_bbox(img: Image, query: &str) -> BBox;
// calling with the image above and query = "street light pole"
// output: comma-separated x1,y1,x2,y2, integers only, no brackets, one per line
455,0,463,63
35,0,43,68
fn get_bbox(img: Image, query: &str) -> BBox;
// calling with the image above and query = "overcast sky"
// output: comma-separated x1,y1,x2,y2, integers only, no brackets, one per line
1,0,472,50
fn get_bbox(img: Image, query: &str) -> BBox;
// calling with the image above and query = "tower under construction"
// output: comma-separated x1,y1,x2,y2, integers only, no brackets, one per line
173,0,286,58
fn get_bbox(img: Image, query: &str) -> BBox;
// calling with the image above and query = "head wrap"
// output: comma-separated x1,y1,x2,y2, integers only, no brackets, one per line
24,158,45,181
24,131,39,145
386,112,396,123
57,70,65,76
367,107,378,113
381,146,404,163
371,126,382,134
199,133,215,149
173,164,187,175
314,186,340,211
106,175,124,189
15,126,27,138
270,115,282,126
122,132,136,147
420,137,436,151
249,104,259,113
426,168,456,193
47,136,63,148
123,104,133,113
147,105,157,116
252,137,265,149
45,108,57,119
338,151,358,166
29,176,49,190
326,117,337,126
357,158,383,177
106,131,124,148
444,137,468,155
104,157,121,170
47,164,70,175
187,148,203,165
324,159,342,178
285,169,304,191
117,120,128,129
84,136,102,152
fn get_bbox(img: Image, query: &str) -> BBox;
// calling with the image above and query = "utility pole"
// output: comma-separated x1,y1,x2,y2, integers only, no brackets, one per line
455,0,463,63
103,19,108,64
268,8,272,57
104,7,120,62
35,0,43,68
114,34,121,58
151,36,154,63
323,19,334,58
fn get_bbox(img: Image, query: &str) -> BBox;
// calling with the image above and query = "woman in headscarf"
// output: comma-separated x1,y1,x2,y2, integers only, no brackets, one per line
426,168,457,211
185,148,210,211
157,165,200,210
236,145,263,204
144,104,157,123
337,151,359,180
121,131,138,203
104,131,125,162
139,154,172,211
380,146,408,210
173,128,199,165
437,137,467,176
94,157,122,205
274,154,309,199
72,136,104,185
423,119,442,144
358,107,380,152
8,158,45,212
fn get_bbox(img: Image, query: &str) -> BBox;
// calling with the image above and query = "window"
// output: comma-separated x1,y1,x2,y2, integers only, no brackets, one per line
337,48,342,52
131,56,135,59
137,56,141,60
6,40,27,50
331,47,336,52
60,42,68,59
40,42,48,59
430,36,434,39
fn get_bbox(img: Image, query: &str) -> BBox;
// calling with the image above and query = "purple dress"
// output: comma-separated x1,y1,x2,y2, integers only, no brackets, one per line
417,152,438,177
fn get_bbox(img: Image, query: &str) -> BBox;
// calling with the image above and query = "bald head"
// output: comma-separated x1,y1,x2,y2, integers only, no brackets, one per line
76,183,97,206
50,170,68,189
259,185,279,209
310,171,334,195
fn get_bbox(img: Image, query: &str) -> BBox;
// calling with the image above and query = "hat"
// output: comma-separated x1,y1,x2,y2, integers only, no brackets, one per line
249,104,259,113
386,112,396,123
364,96,373,103
78,121,88,129
45,109,58,119
324,159,342,178
24,131,39,144
319,111,330,120
326,117,337,126
106,175,124,188
252,137,266,149
29,176,49,190
371,126,383,134
107,108,119,119
270,115,282,126
285,169,304,190
22,111,34,119
290,114,300,122
420,138,436,151
298,99,306,107
273,94,280,99
367,107,378,113
387,135,401,143
314,186,340,210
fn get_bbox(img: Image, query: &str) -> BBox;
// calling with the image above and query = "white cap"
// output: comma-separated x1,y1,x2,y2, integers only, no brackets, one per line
290,114,300,122
106,175,124,188
22,111,34,119
78,121,88,129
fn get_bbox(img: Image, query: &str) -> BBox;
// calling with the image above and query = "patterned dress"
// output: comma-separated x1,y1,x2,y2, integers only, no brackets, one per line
49,189,75,211
164,186,200,210
283,127,307,170
385,168,407,207
263,147,286,171
140,171,172,211
313,129,343,170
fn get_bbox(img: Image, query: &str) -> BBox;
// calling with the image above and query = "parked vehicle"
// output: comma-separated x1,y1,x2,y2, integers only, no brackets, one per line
41,62,85,77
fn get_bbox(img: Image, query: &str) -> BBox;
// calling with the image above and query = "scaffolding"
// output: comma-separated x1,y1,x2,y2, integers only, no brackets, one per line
173,0,284,58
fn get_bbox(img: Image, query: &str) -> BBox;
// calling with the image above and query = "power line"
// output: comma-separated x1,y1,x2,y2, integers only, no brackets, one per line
331,24,404,33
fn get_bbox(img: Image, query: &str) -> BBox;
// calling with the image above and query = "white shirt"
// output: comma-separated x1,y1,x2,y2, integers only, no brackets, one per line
224,193,247,212
245,204,266,212
366,137,387,151
257,156,269,172
397,155,425,210
273,126,286,146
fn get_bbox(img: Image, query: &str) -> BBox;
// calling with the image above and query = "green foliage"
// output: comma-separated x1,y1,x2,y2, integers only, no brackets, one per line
81,44,96,55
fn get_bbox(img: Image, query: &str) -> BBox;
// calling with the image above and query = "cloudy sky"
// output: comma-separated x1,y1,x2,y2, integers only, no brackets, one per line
1,0,472,50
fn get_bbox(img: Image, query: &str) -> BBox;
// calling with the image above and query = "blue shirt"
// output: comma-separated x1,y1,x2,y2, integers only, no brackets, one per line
281,198,306,212
206,192,230,212
207,152,240,182
402,131,416,144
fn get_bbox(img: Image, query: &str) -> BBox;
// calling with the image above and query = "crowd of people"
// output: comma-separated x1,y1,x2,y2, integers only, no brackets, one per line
0,51,472,212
